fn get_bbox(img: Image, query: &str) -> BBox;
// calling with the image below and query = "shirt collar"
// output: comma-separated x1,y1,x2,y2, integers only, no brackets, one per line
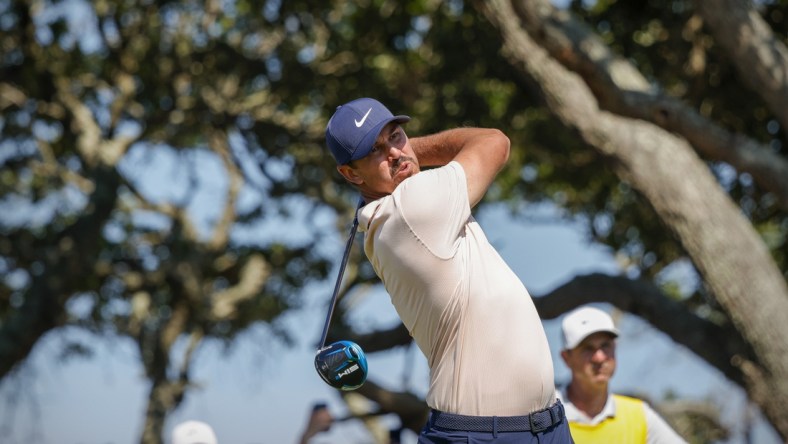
357,199,381,232
558,386,616,426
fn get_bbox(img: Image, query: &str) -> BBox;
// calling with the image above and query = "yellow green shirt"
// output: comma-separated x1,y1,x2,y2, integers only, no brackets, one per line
557,389,687,444
568,395,647,443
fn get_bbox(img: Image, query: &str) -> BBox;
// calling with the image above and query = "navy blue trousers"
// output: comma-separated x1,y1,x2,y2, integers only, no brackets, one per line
418,411,574,444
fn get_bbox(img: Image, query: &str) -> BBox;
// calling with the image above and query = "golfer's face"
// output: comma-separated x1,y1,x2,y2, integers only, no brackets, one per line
567,332,617,386
350,123,419,197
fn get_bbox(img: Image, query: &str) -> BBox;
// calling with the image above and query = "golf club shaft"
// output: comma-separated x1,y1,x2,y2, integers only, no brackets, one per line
317,201,362,349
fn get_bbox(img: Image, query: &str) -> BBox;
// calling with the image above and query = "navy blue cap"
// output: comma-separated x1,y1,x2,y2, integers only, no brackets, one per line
326,98,410,165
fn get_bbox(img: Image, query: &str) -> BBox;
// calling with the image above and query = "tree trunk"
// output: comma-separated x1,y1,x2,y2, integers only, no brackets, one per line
141,378,189,444
478,0,788,439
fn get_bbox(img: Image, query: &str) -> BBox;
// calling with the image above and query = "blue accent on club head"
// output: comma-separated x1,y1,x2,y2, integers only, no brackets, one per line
314,340,368,391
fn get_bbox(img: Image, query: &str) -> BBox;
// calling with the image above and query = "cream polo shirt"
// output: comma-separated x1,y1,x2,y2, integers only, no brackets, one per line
358,161,555,416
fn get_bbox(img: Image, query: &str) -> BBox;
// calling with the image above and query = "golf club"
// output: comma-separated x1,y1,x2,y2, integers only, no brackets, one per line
314,202,368,391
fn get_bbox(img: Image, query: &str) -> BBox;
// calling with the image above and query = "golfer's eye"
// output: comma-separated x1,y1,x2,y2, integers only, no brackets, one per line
391,129,402,143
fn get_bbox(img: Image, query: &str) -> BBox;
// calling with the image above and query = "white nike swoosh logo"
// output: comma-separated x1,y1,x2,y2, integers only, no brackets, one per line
355,108,372,127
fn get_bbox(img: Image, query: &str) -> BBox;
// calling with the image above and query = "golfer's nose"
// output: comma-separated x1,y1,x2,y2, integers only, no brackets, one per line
386,145,403,160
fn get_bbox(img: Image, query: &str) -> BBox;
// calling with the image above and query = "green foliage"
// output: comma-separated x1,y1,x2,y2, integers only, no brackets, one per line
2,0,787,438
1,0,784,363
557,0,788,285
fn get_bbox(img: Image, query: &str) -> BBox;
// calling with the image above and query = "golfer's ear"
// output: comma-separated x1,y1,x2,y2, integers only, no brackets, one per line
560,350,570,365
337,164,363,185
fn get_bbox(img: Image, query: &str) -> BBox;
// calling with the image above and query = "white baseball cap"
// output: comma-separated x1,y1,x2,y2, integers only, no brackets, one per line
172,420,218,444
561,306,619,350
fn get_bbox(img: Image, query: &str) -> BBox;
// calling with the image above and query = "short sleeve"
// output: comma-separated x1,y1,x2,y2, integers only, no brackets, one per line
392,161,471,259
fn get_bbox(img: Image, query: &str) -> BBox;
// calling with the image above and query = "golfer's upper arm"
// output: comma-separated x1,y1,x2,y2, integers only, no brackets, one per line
453,129,510,208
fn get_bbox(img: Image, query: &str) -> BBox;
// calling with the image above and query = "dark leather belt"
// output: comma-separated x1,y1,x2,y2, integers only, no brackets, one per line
430,400,565,433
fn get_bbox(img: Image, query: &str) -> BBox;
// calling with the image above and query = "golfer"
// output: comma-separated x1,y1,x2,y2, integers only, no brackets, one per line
326,97,572,443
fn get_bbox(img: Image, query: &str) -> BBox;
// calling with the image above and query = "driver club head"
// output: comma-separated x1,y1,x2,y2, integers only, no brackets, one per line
314,340,368,391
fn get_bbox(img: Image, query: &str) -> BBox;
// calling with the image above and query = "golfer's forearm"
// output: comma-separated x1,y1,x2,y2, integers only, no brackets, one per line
411,128,509,167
